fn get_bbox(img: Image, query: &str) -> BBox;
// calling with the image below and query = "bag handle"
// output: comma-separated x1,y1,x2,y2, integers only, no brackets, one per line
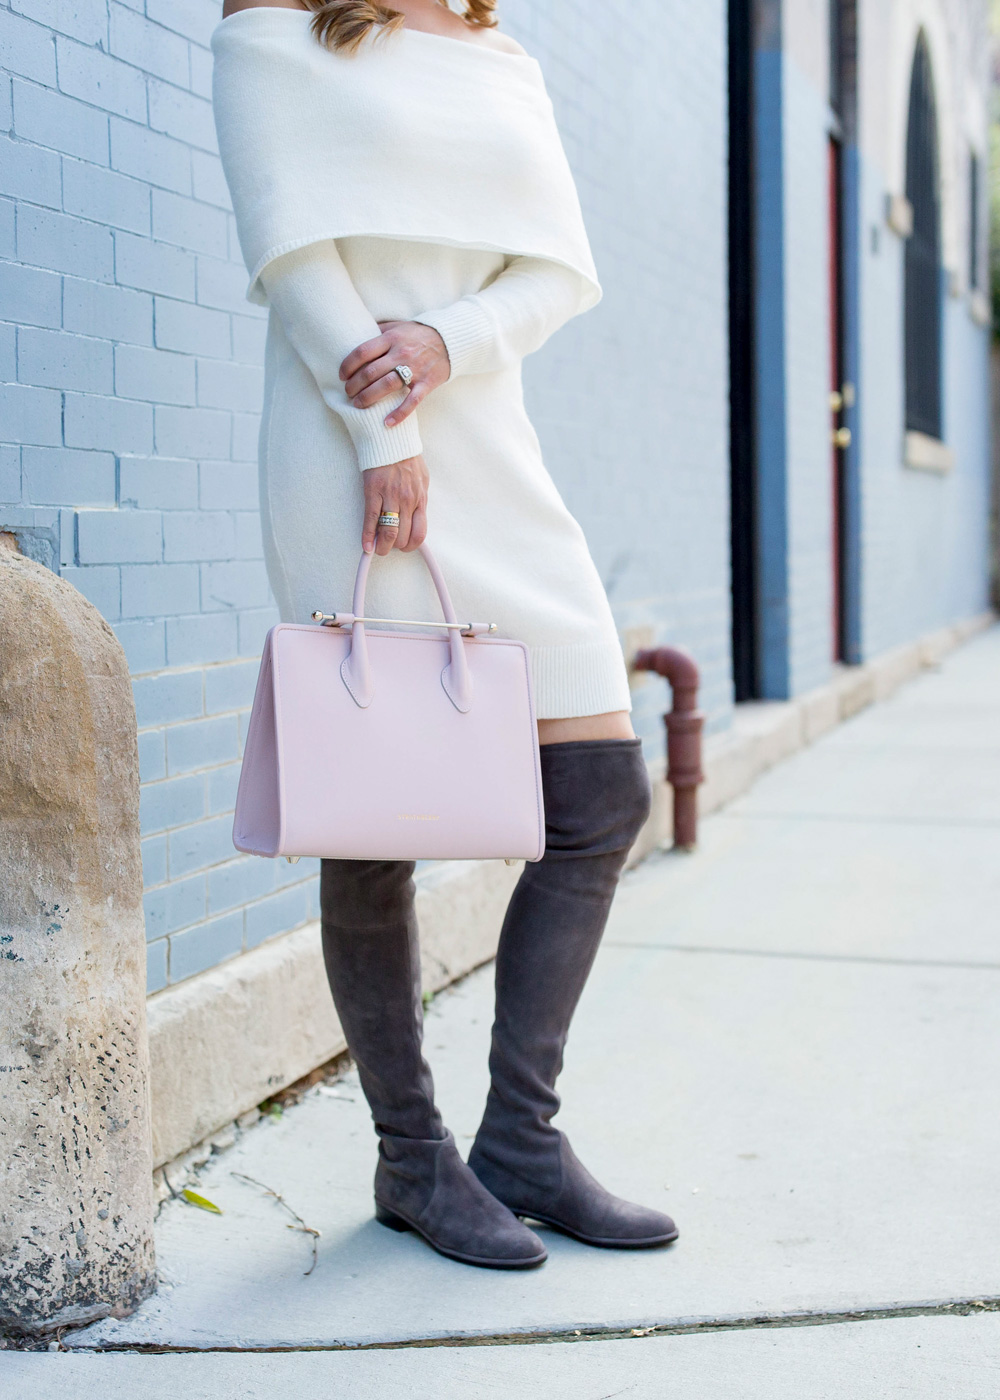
339,544,473,713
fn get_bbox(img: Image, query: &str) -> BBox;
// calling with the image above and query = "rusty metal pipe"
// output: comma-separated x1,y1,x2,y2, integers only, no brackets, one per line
632,646,705,850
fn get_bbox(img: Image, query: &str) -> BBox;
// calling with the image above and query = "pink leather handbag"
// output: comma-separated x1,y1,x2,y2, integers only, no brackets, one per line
233,544,545,862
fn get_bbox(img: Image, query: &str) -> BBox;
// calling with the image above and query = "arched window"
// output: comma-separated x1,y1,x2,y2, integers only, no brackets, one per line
904,33,941,438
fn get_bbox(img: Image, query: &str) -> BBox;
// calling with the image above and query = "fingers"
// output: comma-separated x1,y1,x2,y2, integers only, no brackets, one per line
340,333,392,384
362,490,383,555
374,511,399,556
403,504,427,552
350,369,406,411
383,382,426,428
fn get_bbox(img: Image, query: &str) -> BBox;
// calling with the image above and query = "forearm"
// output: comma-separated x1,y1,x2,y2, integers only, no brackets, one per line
259,240,422,471
415,257,584,378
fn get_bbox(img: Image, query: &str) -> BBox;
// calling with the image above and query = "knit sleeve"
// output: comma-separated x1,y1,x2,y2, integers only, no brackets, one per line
415,257,586,378
258,240,423,473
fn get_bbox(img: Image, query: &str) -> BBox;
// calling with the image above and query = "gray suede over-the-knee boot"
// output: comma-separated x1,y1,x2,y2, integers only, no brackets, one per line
320,859,546,1269
468,739,679,1248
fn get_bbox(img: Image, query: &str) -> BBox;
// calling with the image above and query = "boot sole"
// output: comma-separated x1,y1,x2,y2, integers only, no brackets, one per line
515,1210,680,1250
374,1201,548,1271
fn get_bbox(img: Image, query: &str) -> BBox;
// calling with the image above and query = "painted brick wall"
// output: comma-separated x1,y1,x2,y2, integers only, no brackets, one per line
0,0,318,995
503,0,733,739
1,0,732,995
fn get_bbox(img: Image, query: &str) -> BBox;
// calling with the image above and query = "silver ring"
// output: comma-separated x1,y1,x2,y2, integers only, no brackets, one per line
393,364,414,388
378,511,400,528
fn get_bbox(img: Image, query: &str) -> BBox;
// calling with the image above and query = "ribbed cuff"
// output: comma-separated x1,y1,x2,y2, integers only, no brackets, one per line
416,298,496,378
339,388,423,472
528,641,633,720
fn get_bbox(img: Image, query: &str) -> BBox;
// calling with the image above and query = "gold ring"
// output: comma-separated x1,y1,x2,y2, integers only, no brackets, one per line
378,511,400,527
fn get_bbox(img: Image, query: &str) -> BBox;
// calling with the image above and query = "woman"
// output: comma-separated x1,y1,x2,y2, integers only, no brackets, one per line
213,0,677,1269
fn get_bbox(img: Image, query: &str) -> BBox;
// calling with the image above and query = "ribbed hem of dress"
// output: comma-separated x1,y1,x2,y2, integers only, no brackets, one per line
529,641,633,720
416,299,496,378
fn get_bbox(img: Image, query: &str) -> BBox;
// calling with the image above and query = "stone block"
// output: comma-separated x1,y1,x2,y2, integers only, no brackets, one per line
110,116,191,196
62,157,150,236
0,540,155,1333
55,36,147,122
18,327,113,394
63,276,153,347
11,79,108,165
114,232,196,301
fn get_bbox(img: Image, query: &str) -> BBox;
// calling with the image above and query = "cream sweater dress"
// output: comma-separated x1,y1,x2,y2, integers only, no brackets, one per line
212,12,631,719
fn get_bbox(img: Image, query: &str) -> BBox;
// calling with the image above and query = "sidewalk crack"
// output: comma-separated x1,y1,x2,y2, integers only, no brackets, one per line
68,1296,1000,1354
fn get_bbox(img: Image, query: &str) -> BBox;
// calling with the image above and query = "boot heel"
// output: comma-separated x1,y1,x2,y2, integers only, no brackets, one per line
375,1202,411,1232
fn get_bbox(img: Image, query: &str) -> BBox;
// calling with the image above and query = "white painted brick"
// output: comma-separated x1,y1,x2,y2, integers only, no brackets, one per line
10,0,108,47
190,152,231,211
198,461,256,511
64,275,153,346
145,0,219,50
115,231,196,300
64,391,153,454
194,255,250,314
154,404,231,460
0,76,11,135
110,116,191,196
0,258,62,328
163,510,236,563
78,507,163,565
62,157,151,236
188,45,213,102
11,76,109,164
230,412,261,464
61,563,121,620
154,297,230,358
0,320,15,381
109,4,190,88
23,446,116,507
0,443,21,502
196,358,263,413
152,189,228,257
55,36,147,123
18,326,113,394
0,8,57,84
0,132,62,207
121,561,200,620
201,559,271,612
147,77,216,154
116,343,196,406
0,199,14,259
119,456,199,511
231,313,267,363
0,381,62,446
17,203,114,281
233,511,262,560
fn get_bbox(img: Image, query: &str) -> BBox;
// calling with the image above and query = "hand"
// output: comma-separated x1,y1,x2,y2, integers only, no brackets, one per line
340,321,450,427
362,456,429,556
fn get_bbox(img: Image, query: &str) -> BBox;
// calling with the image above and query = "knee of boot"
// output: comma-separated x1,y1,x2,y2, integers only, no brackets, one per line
541,740,652,859
320,858,416,929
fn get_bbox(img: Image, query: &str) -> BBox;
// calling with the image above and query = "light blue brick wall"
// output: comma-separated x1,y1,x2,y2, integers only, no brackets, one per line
857,151,991,655
0,0,316,995
502,0,733,739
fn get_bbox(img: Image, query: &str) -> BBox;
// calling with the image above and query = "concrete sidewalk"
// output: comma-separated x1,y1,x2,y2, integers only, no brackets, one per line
10,627,1000,1396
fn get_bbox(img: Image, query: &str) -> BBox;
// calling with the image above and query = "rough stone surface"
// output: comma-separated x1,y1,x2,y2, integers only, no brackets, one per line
0,542,155,1333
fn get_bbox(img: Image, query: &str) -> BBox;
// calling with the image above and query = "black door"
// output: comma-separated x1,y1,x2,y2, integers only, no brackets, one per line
728,0,758,701
904,34,942,439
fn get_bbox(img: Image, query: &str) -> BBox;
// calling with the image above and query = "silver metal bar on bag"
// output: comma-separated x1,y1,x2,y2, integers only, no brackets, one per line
311,611,497,634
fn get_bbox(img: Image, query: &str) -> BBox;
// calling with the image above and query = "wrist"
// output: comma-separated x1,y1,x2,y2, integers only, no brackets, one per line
416,298,495,378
